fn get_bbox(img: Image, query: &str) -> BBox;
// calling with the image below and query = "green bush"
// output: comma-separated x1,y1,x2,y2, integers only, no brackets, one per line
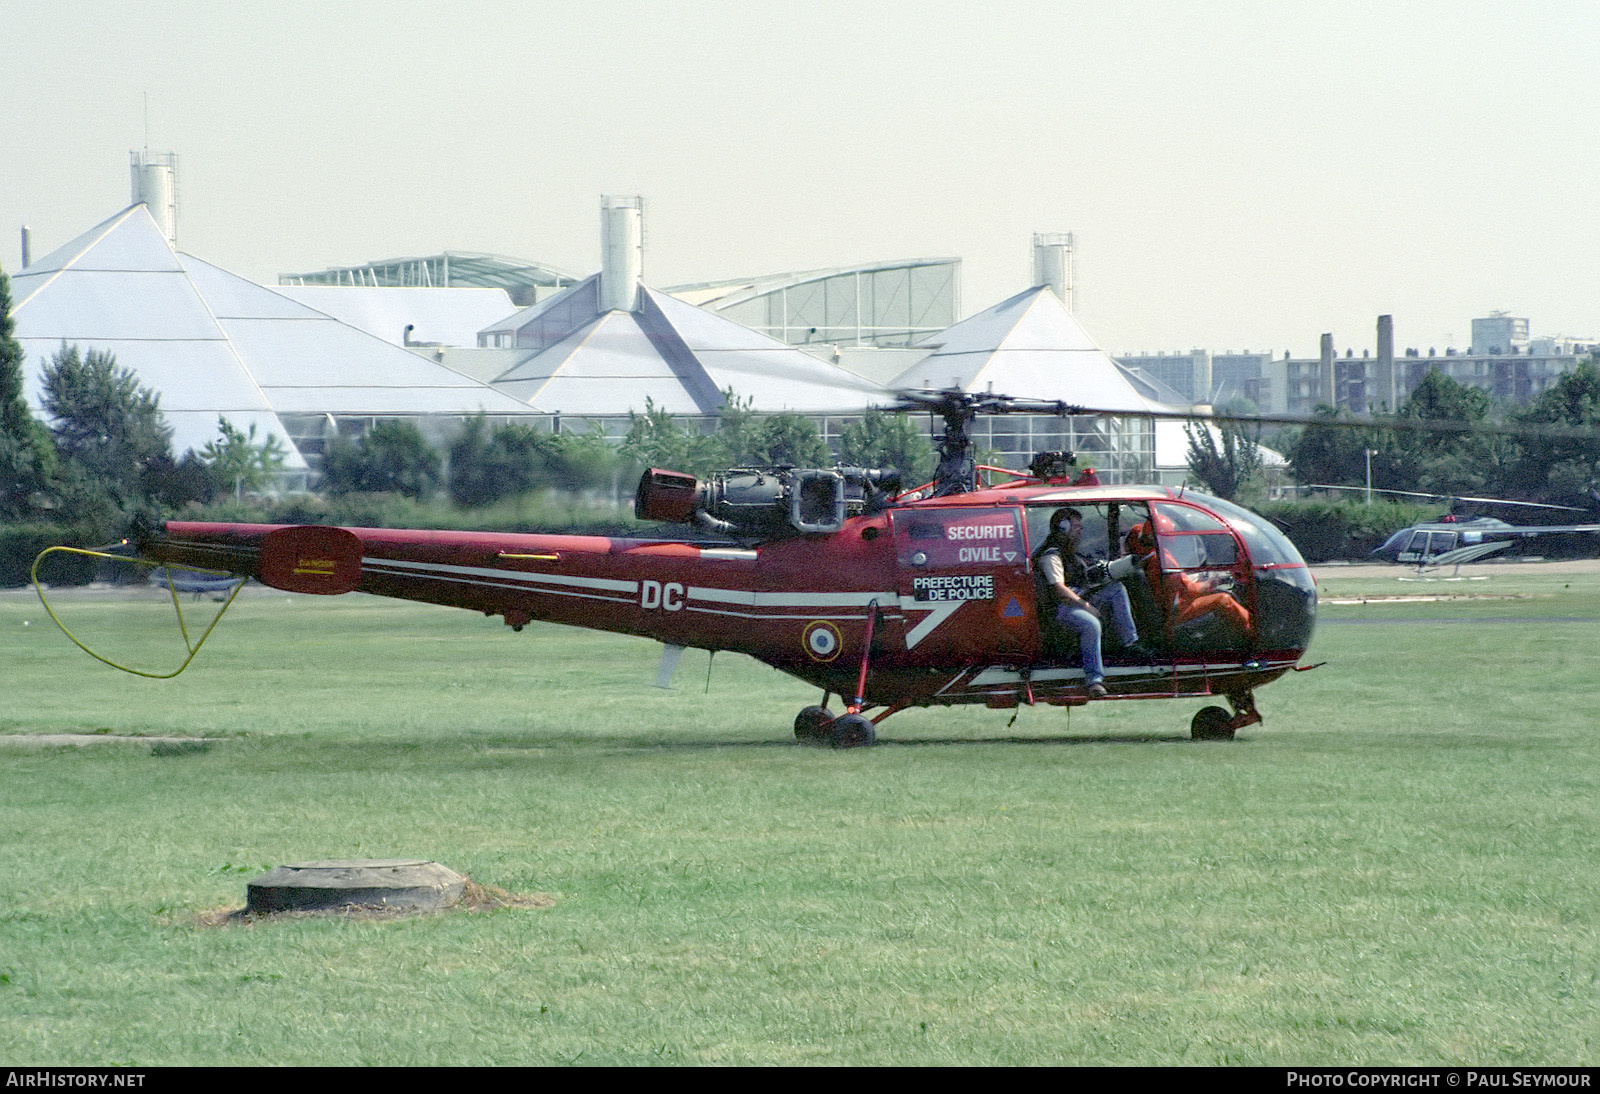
322,422,441,499
0,522,108,588
1257,499,1438,561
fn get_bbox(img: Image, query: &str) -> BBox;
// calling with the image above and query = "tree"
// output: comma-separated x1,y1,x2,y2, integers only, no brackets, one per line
622,394,833,480
1185,420,1261,501
710,390,828,469
0,269,56,518
1287,406,1375,489
200,417,288,500
319,435,364,495
1400,367,1493,424
447,414,496,506
447,416,596,507
41,344,172,505
143,452,222,509
1506,359,1600,506
543,430,620,495
321,420,440,499
741,413,830,469
1381,368,1501,498
450,415,530,507
710,390,759,467
837,408,936,482
450,417,627,508
620,399,725,477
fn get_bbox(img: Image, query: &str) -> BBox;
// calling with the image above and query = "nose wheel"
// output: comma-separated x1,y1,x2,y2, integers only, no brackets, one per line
1190,690,1262,741
1190,706,1236,741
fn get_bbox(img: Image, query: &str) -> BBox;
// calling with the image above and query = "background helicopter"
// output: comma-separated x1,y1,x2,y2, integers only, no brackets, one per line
1307,484,1600,570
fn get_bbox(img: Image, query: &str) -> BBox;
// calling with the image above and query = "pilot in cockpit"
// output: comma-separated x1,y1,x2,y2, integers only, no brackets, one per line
1123,517,1252,641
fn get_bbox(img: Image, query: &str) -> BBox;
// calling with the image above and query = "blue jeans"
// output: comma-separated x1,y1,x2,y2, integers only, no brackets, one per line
1055,584,1140,685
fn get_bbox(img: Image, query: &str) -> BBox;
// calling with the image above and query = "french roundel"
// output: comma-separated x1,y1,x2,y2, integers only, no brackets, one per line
802,620,842,662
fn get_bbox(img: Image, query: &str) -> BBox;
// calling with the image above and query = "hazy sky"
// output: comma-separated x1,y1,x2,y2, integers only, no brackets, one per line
5,1,1598,358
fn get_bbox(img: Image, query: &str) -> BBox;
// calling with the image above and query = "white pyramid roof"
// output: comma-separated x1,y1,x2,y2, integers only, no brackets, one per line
11,206,300,466
484,276,888,415
274,284,518,348
10,205,535,466
178,255,535,416
891,286,1161,412
1154,420,1289,470
494,309,709,415
646,289,887,412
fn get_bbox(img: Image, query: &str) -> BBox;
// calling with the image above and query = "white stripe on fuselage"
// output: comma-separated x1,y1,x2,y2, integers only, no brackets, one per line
899,597,963,648
362,557,963,649
369,557,640,594
687,587,898,608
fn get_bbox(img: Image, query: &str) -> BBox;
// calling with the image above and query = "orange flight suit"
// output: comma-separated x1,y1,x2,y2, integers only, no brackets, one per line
1124,523,1252,637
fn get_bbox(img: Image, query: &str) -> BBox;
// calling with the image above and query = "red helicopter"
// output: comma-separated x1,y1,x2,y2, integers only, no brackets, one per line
117,392,1319,747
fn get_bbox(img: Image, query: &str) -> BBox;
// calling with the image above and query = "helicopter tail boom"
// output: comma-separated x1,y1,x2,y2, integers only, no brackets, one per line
137,519,770,648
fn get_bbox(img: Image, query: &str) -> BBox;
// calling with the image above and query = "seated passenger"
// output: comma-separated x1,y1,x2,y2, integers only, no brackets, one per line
1034,507,1150,697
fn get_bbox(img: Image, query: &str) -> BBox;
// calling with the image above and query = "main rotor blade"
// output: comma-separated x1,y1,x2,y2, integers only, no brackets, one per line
1159,407,1600,443
881,389,1600,445
1304,484,1590,512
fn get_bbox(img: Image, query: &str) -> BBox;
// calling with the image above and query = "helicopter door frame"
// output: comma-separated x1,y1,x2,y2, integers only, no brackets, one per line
1020,501,1163,661
1149,501,1254,651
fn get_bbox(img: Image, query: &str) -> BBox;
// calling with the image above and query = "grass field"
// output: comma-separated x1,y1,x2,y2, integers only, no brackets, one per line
1,565,1597,1065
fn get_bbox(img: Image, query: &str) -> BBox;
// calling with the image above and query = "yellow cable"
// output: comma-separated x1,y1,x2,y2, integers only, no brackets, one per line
31,547,245,679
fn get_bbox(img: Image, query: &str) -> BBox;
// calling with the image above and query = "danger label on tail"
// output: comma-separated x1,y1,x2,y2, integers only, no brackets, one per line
259,526,363,594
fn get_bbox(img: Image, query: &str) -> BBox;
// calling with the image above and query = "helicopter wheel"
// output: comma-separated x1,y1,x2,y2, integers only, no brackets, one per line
1191,706,1236,742
831,713,877,749
794,705,835,745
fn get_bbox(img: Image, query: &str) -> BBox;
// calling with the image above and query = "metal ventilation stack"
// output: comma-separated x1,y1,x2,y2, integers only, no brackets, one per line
130,150,179,246
1032,231,1075,313
600,195,644,313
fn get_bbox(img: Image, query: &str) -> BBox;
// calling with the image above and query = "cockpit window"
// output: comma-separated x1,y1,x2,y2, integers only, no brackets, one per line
1179,492,1305,567
1025,502,1151,561
1152,503,1228,533
1160,533,1239,569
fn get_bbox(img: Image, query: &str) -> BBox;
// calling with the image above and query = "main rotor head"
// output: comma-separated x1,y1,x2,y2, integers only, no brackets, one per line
888,389,1088,496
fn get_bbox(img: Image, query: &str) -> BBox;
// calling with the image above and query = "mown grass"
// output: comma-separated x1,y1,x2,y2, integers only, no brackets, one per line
0,570,1597,1065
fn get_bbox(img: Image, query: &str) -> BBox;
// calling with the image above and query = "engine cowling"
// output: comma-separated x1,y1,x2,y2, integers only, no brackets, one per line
635,466,902,537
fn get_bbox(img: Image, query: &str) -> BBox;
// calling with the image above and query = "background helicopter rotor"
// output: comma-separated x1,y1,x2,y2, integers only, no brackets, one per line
1304,484,1591,514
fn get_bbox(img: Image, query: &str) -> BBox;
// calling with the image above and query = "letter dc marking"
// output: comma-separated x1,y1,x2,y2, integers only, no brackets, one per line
641,580,685,611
